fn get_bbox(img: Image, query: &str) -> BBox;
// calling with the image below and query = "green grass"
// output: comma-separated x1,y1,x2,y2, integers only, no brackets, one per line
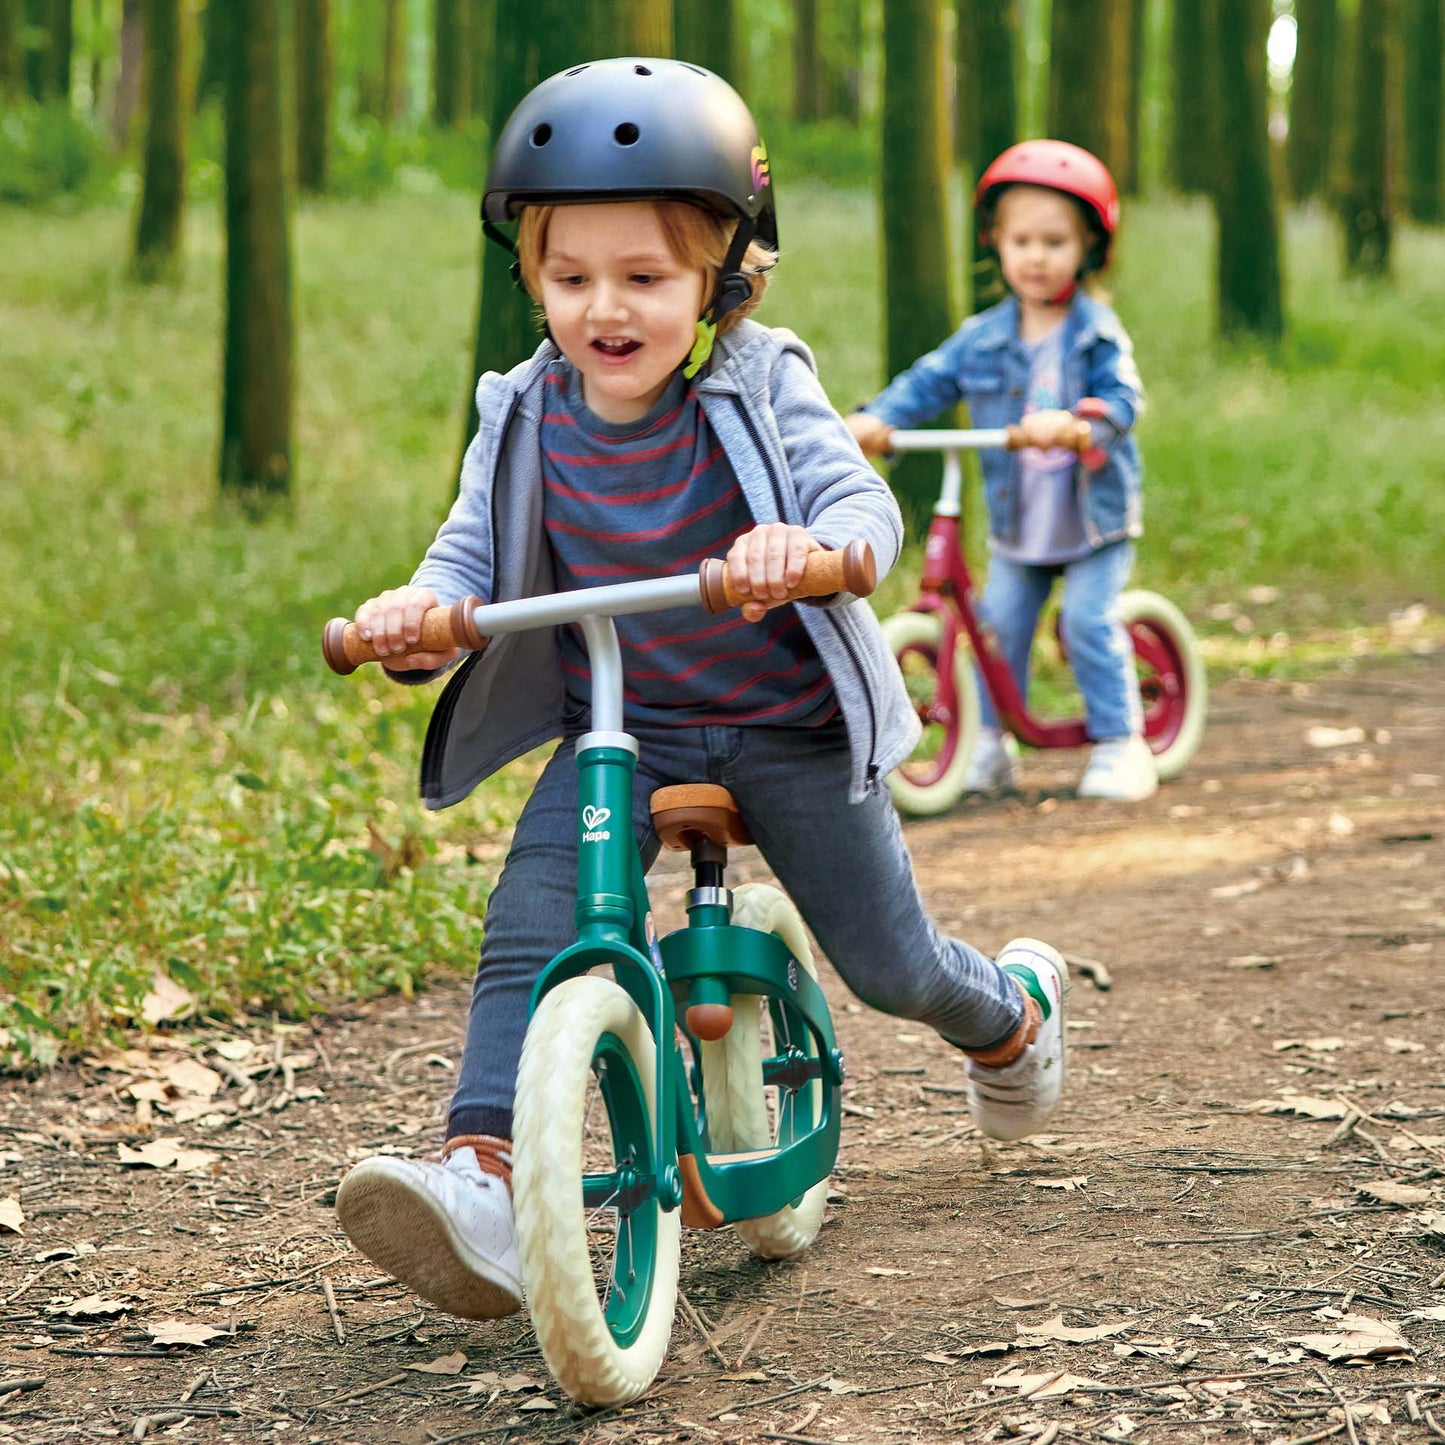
2,180,1442,1065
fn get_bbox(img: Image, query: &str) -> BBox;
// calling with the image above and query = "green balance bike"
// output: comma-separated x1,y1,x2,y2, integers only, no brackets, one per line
324,543,876,1405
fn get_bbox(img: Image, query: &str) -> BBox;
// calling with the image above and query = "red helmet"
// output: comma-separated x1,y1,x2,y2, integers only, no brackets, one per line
974,140,1120,270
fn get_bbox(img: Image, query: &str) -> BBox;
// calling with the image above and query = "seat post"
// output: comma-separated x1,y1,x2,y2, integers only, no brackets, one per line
689,838,727,899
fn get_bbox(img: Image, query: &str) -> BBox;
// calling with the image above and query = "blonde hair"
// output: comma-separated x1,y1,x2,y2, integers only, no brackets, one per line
516,200,775,335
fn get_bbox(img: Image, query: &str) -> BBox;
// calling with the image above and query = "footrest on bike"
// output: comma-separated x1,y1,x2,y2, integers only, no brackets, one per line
650,785,753,851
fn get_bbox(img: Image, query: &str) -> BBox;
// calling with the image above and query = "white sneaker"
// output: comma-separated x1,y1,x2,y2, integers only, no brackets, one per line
966,940,1070,1142
1077,734,1157,801
963,728,1020,792
335,1147,523,1319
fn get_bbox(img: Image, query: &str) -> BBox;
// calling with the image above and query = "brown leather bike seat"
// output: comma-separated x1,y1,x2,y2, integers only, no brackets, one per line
649,784,753,852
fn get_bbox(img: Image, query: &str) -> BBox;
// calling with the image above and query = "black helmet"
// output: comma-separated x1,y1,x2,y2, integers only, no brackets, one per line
484,57,776,247
483,57,775,323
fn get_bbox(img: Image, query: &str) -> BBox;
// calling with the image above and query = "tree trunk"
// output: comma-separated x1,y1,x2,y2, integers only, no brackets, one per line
0,0,19,97
1122,0,1146,193
23,0,47,99
881,0,955,529
134,0,186,282
1402,0,1442,223
47,0,70,99
293,0,330,192
1214,0,1283,337
432,0,469,127
822,0,862,123
1286,0,1338,202
1170,0,1215,192
1048,0,1130,180
609,0,670,56
675,0,742,88
954,0,977,170
110,0,142,143
793,0,820,119
470,0,494,122
221,0,293,505
1338,0,1392,273
465,0,593,463
960,0,1018,311
195,0,225,106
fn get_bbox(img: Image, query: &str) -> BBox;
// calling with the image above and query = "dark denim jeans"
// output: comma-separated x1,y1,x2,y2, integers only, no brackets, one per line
447,716,1025,1140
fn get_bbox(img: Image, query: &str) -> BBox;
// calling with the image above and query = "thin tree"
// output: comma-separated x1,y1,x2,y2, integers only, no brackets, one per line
1122,0,1146,193
111,0,142,144
221,0,294,505
47,0,70,99
881,0,955,530
1049,0,1131,180
294,0,331,193
22,0,48,99
1170,0,1214,192
1338,0,1392,273
822,0,862,124
195,0,224,106
1214,0,1283,338
432,0,470,127
1286,0,1338,202
133,0,186,282
793,0,820,119
608,0,671,56
0,0,17,97
958,0,1018,311
1402,0,1442,223
675,0,743,88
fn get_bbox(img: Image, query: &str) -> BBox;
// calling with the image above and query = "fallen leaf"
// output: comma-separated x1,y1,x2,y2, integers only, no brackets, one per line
407,1351,468,1375
116,1139,219,1174
126,1079,170,1103
0,1197,24,1234
865,1267,910,1277
1414,1210,1445,1240
984,1368,1108,1399
147,1319,226,1347
1202,1379,1248,1397
34,1243,95,1262
212,1039,254,1062
1018,1313,1131,1343
1306,725,1365,749
140,972,194,1025
1246,1095,1349,1121
822,1378,860,1394
1406,1306,1445,1322
1227,955,1280,969
920,1352,958,1366
1331,1402,1390,1426
518,1398,557,1412
465,1372,542,1394
994,1296,1048,1309
1358,1180,1436,1207
1211,877,1263,899
1291,1313,1413,1363
1033,1176,1087,1192
162,1059,223,1098
49,1295,129,1320
1384,1037,1425,1054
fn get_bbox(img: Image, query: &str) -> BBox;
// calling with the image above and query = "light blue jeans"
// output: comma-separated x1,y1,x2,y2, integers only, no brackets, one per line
976,540,1142,741
447,715,1026,1141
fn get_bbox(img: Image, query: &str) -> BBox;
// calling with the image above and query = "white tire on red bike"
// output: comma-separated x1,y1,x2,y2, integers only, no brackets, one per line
881,609,981,817
699,884,829,1259
514,975,680,1407
1119,589,1207,782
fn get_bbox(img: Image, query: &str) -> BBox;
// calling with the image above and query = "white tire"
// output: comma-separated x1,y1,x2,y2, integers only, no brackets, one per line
514,976,680,1406
1119,589,1208,781
699,884,829,1259
881,609,981,817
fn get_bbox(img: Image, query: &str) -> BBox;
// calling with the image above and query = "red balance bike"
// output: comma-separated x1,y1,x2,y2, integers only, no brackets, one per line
881,428,1207,817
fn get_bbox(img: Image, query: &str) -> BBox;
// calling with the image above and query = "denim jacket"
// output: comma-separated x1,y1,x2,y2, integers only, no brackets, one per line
864,292,1145,550
402,320,921,809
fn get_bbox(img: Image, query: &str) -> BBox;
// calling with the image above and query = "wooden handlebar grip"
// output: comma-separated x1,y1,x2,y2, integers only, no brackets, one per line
697,540,876,615
322,596,485,676
1004,418,1095,453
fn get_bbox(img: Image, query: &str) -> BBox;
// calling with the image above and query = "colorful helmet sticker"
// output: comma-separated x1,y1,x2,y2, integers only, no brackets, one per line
750,141,770,196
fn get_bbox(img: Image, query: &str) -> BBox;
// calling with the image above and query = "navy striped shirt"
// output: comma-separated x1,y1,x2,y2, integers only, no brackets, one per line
541,364,837,728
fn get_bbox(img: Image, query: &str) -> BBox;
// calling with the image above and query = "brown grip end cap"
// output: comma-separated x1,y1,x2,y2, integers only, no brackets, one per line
698,558,729,615
323,619,356,675
449,595,487,651
842,539,876,598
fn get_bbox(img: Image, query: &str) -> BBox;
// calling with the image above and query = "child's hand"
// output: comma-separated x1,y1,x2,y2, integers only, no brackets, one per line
354,586,461,672
725,524,824,622
1015,409,1079,450
846,412,894,456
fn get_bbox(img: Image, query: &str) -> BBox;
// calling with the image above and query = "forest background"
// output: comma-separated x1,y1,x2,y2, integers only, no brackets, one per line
1,0,1442,1069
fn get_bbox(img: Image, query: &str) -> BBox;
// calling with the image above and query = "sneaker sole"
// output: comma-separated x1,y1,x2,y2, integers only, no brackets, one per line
335,1162,522,1320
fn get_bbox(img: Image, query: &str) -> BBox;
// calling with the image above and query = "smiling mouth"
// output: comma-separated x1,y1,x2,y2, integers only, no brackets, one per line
593,338,641,357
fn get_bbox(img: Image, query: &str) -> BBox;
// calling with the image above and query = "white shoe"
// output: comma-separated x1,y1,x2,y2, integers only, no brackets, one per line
963,728,1019,792
335,1147,523,1319
1077,734,1157,801
966,940,1070,1142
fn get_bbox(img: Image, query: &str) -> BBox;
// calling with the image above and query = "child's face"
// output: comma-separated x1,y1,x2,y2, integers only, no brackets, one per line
994,186,1087,308
538,203,709,424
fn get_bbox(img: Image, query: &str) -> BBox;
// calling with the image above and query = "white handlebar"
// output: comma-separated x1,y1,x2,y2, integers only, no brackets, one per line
885,429,1012,453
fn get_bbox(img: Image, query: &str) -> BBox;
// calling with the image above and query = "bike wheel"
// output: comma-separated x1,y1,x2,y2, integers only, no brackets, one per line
881,609,981,817
513,976,680,1407
1121,589,1208,782
699,884,829,1259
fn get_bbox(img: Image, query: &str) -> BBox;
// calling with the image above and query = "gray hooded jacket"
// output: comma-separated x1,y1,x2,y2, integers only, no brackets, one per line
407,319,922,808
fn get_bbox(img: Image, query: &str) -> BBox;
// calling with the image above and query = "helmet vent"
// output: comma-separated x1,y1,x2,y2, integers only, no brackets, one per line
614,122,640,146
633,64,652,76
565,65,589,76
530,123,552,147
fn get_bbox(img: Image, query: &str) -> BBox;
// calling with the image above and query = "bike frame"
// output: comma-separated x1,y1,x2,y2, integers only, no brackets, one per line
890,430,1179,752
454,582,843,1225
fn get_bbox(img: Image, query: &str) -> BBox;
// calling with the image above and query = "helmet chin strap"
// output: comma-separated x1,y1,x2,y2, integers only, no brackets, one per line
1043,280,1078,307
683,218,758,379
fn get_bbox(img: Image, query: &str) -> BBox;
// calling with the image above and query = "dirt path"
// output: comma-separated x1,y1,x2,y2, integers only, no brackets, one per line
3,652,1442,1444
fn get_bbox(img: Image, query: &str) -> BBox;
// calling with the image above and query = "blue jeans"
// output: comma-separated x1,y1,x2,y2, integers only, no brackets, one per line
976,540,1142,741
447,716,1026,1140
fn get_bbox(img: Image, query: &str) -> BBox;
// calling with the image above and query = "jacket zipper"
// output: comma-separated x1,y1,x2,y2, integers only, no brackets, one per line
727,395,880,785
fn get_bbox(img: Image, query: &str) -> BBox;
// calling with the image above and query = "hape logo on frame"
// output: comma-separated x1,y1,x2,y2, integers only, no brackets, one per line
581,805,612,843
